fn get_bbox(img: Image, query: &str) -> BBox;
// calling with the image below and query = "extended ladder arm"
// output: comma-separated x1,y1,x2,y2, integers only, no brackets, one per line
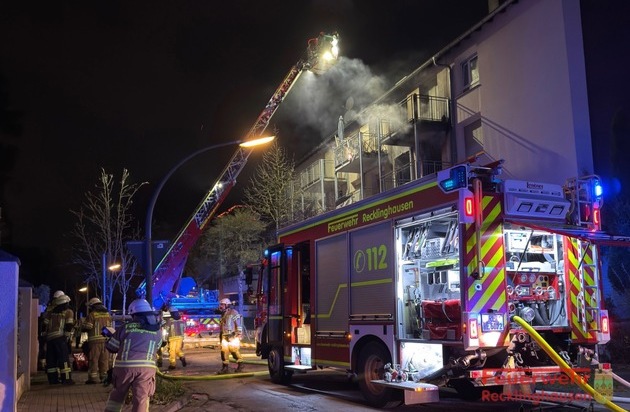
137,33,339,309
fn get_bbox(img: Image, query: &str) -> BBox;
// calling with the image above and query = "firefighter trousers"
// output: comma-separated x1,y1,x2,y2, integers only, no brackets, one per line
87,340,111,382
45,337,72,384
220,337,243,365
168,337,185,367
104,366,156,412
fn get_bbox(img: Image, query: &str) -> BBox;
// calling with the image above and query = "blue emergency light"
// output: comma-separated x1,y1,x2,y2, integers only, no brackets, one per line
438,165,469,193
593,179,603,198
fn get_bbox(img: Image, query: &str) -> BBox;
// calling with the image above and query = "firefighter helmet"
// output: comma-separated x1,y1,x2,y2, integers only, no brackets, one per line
219,298,231,305
88,297,102,306
162,311,171,318
53,290,65,299
52,294,71,306
128,299,153,315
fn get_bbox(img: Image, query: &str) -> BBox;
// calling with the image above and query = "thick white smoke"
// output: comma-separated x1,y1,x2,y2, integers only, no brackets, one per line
280,56,410,145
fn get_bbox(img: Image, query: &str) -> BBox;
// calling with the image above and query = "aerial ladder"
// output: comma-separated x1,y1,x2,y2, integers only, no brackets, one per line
137,32,340,310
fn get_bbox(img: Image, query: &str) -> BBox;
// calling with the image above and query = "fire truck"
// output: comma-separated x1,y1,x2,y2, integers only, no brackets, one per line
134,32,340,334
255,161,629,406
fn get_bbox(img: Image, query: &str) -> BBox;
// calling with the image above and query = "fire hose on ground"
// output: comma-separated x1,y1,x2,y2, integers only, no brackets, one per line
512,315,626,412
157,365,270,381
158,339,269,381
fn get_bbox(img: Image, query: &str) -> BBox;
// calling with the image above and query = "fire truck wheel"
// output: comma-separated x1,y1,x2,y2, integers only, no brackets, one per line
357,342,402,408
268,347,292,384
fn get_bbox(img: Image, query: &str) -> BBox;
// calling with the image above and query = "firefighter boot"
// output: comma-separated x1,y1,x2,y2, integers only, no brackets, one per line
180,356,187,367
217,364,230,375
102,368,113,387
235,363,245,373
47,370,60,385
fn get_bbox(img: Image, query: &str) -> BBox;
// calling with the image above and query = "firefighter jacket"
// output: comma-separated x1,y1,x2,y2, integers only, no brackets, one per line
165,318,186,340
106,320,162,369
220,307,242,336
82,305,113,343
43,304,75,342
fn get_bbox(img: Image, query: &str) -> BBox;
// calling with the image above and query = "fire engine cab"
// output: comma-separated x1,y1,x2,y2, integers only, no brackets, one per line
255,162,628,407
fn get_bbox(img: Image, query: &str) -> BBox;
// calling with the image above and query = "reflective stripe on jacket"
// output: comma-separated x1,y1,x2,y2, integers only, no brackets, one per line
44,308,74,341
106,321,162,368
83,309,113,342
220,307,242,335
166,318,186,340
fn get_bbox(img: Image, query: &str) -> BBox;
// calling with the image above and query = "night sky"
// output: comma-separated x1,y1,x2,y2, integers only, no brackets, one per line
1,1,628,292
0,1,491,289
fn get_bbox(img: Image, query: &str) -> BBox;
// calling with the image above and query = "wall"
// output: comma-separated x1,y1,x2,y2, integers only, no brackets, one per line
0,251,19,412
454,0,593,184
17,287,34,401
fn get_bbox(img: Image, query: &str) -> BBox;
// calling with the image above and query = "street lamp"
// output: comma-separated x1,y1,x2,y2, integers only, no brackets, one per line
78,285,88,316
144,136,275,306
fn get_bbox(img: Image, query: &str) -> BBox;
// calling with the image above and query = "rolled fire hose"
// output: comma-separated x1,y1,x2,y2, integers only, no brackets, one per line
512,315,625,412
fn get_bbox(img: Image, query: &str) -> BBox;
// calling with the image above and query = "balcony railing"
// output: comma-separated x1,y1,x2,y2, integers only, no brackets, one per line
334,132,381,169
381,160,450,191
406,94,450,122
299,159,335,189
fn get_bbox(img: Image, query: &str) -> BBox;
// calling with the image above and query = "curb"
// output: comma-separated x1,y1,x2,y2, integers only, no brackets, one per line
159,394,192,412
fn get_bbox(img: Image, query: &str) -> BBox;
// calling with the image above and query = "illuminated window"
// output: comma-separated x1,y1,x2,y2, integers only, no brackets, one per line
462,55,479,90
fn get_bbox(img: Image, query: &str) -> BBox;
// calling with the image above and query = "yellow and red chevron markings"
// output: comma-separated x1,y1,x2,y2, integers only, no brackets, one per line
566,239,598,343
464,194,507,314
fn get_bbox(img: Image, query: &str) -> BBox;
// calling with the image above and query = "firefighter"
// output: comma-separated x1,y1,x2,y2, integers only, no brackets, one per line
104,298,162,412
217,298,244,374
164,307,187,369
43,291,75,385
81,297,113,384
156,307,168,367
37,290,64,371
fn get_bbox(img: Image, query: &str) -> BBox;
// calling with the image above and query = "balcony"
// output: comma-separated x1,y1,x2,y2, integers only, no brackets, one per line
334,131,383,173
381,94,450,147
413,94,450,122
299,159,336,190
381,159,449,191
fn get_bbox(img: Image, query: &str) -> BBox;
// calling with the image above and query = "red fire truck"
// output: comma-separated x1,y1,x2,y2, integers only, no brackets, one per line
255,162,628,406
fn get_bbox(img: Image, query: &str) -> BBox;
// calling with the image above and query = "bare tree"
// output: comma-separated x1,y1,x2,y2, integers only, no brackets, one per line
244,141,302,235
70,168,147,311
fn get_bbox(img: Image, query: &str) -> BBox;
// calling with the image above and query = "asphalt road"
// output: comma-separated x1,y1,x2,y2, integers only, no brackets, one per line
161,344,630,411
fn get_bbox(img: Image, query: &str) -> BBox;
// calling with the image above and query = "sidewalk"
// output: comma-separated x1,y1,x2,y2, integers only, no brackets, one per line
17,369,187,412
17,343,261,412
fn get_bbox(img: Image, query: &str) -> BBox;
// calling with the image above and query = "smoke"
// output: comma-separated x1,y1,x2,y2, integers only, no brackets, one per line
280,56,410,147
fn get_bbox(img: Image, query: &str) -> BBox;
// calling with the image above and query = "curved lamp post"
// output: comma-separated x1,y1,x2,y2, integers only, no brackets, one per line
78,285,88,316
144,136,274,305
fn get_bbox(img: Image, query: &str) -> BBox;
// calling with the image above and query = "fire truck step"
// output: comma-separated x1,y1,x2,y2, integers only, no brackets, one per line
372,380,439,405
285,365,312,372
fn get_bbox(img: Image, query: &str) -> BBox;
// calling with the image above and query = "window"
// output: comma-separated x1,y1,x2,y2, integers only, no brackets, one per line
462,55,479,89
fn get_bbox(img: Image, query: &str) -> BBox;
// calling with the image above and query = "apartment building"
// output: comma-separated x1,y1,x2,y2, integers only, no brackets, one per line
290,0,595,222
